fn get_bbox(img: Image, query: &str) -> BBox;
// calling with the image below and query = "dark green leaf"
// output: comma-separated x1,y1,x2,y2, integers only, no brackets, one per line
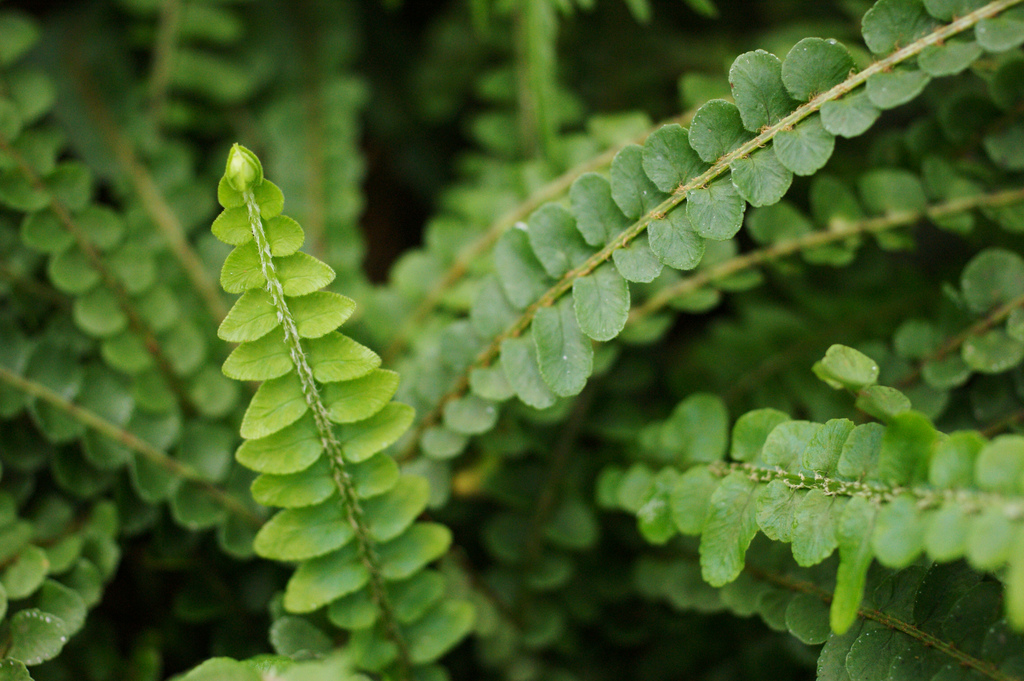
918,39,983,76
611,233,663,282
648,209,706,269
493,228,552,309
820,90,881,137
782,38,855,101
773,115,834,176
533,298,593,397
611,144,668,219
699,471,759,587
572,262,630,341
641,123,708,193
862,0,941,55
729,50,796,131
729,147,793,207
866,68,931,109
686,179,745,240
500,332,557,409
570,173,631,247
688,100,753,163
527,203,593,278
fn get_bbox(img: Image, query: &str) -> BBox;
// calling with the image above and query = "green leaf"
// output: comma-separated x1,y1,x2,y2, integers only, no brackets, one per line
729,50,796,131
377,523,452,580
855,385,912,421
637,468,679,544
253,500,353,561
276,252,335,297
967,507,1014,570
782,38,855,101
862,0,941,55
533,298,593,397
1007,526,1024,629
220,242,264,293
831,496,878,634
925,504,971,561
222,328,293,381
500,332,556,409
918,39,983,76
570,173,631,247
877,411,937,486
661,393,728,464
443,393,498,435
610,144,667,219
468,365,514,402
349,453,400,499
803,418,854,473
785,593,831,644
323,369,400,424
872,495,926,567
688,100,752,163
611,233,663,283
284,544,367,613
686,179,745,240
962,329,1024,373
178,658,261,681
730,409,790,463
364,476,430,541
493,228,552,309
327,588,378,630
471,277,517,340
240,373,309,440
641,123,708,193
211,207,253,245
756,479,800,542
527,203,592,278
1,545,47,599
572,262,630,341
729,147,793,207
4,608,69,665
976,9,1024,52
812,344,880,391
960,248,1024,314
821,89,882,138
404,600,475,664
670,466,720,535
984,122,1024,171
307,333,381,383
975,435,1024,493
251,459,334,509
0,12,39,66
269,617,333,658
391,571,446,623
339,402,415,463
236,416,323,475
773,115,834,176
866,68,931,109
21,210,72,254
792,490,842,567
699,471,759,587
291,292,356,338
73,287,126,338
218,290,279,343
264,215,304,256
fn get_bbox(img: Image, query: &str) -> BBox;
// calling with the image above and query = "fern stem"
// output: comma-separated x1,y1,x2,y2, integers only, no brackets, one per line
66,40,230,323
897,288,1024,390
631,185,1024,321
382,110,695,363
0,132,194,411
0,364,262,527
707,460,1024,520
148,0,181,127
239,190,414,679
404,0,1023,456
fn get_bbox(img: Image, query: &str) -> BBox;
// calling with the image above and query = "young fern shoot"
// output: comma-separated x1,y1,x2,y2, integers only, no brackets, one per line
212,145,473,679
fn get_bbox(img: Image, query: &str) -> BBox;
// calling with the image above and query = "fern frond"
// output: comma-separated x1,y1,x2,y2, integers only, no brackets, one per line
212,145,473,679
